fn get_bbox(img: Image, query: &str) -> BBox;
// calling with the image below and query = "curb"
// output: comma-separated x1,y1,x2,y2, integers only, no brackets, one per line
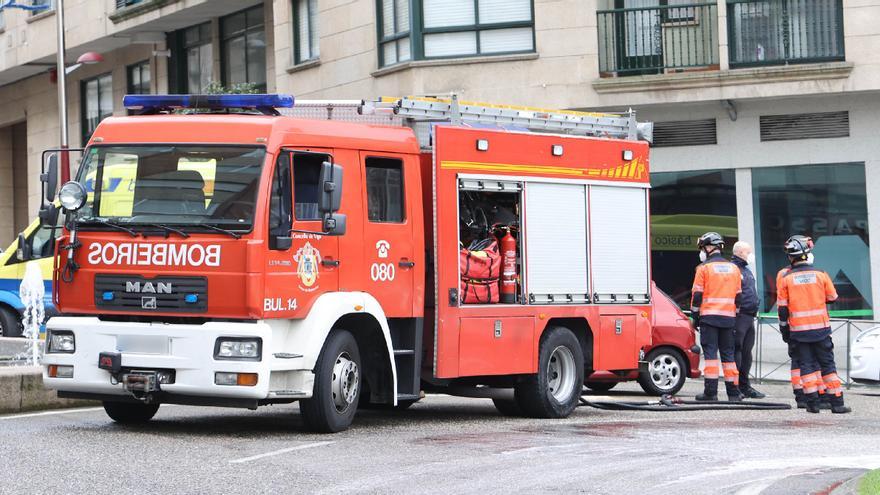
0,366,95,414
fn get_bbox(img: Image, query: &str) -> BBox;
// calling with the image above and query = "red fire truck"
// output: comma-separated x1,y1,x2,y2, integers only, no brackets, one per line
40,94,654,432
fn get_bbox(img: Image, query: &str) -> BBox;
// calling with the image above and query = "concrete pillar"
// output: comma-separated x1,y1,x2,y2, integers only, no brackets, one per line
0,126,13,246
12,122,28,235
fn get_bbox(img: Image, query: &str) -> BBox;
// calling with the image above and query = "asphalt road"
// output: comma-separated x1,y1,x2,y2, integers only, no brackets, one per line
2,380,879,495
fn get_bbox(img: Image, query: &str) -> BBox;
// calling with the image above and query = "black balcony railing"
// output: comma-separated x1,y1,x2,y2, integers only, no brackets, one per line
116,0,145,8
598,2,719,77
728,0,845,68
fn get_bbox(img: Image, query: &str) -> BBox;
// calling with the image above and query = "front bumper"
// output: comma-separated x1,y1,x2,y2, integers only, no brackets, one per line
42,316,313,403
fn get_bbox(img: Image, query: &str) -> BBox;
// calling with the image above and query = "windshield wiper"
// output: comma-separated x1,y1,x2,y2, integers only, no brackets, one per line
77,218,138,237
190,223,242,239
139,223,190,239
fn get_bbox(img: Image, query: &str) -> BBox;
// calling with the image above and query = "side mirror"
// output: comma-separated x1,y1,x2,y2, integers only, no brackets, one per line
318,161,343,214
270,235,293,250
15,233,31,262
323,213,347,236
42,153,59,203
39,203,60,227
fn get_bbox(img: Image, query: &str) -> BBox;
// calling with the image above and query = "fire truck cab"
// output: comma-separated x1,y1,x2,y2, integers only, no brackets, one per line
41,94,654,432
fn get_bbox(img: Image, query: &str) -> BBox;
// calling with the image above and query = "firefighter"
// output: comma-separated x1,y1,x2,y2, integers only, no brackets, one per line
731,241,765,399
777,235,851,414
692,232,743,402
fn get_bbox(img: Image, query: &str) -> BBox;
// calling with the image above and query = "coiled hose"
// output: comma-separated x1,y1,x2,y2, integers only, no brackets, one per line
579,394,792,411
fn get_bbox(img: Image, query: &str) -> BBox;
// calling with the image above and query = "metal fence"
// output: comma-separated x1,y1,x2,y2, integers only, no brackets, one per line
753,317,878,388
727,0,845,68
597,2,719,76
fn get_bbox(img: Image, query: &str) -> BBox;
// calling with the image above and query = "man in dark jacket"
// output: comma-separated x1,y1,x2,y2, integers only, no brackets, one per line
732,241,765,398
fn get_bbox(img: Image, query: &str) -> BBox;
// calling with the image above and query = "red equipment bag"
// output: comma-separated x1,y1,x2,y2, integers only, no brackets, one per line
460,240,501,304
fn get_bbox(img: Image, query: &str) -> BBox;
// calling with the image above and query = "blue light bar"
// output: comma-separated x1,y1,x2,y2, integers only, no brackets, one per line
123,94,295,111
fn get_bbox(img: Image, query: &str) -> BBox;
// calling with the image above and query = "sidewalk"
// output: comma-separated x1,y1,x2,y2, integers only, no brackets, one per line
0,366,93,414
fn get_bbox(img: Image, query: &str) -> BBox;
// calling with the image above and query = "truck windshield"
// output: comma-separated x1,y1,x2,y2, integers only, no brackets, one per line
73,145,266,231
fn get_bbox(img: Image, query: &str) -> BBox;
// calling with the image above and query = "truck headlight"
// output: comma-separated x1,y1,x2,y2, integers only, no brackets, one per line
47,331,75,353
58,181,87,212
214,338,261,361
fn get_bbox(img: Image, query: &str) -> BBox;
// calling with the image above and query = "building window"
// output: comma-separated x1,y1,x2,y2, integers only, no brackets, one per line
0,10,6,31
294,0,319,64
649,169,738,309
30,0,54,15
116,0,145,8
221,5,267,90
127,60,151,94
378,0,535,68
753,163,871,318
81,73,113,146
366,157,405,223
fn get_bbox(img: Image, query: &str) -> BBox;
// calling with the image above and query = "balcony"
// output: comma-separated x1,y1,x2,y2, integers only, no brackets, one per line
727,0,845,68
598,2,720,77
116,0,145,7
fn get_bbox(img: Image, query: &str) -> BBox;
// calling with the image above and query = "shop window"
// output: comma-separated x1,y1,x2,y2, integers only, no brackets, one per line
753,163,871,318
366,157,405,223
649,169,738,309
80,73,113,146
294,0,319,64
221,5,266,90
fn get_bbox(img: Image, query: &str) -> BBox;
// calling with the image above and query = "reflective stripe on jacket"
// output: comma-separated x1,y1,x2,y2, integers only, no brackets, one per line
691,256,742,318
777,265,838,333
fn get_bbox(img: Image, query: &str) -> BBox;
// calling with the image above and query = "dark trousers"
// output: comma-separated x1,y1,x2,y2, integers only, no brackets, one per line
700,323,738,385
795,336,843,404
734,315,756,389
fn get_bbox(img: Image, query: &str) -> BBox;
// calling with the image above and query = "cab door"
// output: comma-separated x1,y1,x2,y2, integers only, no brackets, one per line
359,152,414,317
264,149,339,318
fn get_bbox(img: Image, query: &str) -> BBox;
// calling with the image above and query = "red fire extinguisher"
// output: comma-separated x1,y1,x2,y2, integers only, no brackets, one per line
499,226,517,304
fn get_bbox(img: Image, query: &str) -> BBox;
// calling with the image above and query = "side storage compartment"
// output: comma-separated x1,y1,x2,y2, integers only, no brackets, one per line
595,314,638,371
458,317,535,376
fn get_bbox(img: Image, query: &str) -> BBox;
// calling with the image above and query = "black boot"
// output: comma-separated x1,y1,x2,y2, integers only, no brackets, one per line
805,392,820,413
741,383,766,399
726,382,743,402
830,394,852,414
696,379,718,401
794,389,807,409
819,394,832,410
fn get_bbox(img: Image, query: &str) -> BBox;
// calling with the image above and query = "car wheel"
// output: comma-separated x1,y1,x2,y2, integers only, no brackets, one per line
492,398,524,416
103,401,160,424
300,330,361,433
514,326,584,418
0,307,23,338
584,381,617,393
637,348,687,396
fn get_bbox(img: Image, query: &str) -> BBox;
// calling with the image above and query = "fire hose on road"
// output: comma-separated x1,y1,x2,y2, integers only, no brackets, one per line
579,393,793,411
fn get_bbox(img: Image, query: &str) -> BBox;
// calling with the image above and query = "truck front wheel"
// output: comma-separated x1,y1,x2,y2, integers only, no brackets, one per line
514,326,584,418
102,401,160,424
300,330,362,433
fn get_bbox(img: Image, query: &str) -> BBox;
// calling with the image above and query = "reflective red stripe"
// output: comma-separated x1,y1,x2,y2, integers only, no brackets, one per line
703,359,720,379
791,369,803,390
722,362,739,385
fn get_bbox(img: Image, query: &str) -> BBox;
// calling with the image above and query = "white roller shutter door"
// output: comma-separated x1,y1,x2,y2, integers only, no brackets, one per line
524,183,589,304
589,185,650,302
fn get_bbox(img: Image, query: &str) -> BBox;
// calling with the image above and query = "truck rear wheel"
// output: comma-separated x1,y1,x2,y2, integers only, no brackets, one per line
300,330,362,433
514,326,584,418
102,401,160,424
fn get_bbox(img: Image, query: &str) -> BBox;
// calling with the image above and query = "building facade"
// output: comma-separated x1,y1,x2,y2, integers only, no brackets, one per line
0,0,877,317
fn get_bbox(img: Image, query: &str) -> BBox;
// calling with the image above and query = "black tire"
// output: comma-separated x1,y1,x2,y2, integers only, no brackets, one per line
0,307,23,338
514,326,584,418
637,347,688,396
103,401,160,424
300,330,362,433
584,381,617,393
492,398,524,416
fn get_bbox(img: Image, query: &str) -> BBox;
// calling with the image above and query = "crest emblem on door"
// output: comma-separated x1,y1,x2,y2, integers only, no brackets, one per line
294,242,322,289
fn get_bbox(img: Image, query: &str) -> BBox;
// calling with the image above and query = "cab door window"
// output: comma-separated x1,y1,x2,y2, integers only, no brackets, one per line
268,152,292,237
293,152,328,221
365,157,404,223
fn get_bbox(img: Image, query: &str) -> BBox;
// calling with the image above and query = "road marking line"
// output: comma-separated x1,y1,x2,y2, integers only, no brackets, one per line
229,441,334,464
0,407,104,420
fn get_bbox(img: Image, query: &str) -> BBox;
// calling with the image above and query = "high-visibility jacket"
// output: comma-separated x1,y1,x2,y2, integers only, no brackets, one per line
777,263,837,341
691,253,742,328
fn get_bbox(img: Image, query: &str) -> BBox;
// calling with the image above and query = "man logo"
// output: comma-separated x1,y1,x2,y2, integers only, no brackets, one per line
126,281,172,294
141,296,157,310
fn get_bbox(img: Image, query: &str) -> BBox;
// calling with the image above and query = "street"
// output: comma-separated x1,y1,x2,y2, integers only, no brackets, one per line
2,380,878,495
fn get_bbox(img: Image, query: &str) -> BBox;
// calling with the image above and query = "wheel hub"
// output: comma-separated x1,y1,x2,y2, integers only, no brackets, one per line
547,346,576,403
331,352,359,413
649,353,681,391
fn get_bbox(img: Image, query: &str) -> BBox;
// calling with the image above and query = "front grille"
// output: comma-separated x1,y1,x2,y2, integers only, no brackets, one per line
95,275,208,313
